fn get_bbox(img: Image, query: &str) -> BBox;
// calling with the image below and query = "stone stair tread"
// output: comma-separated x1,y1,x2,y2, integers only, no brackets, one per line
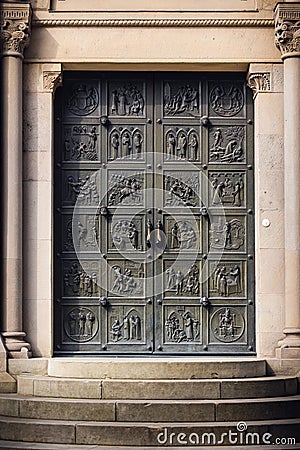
0,444,298,450
0,417,298,446
1,393,300,403
0,443,298,450
0,415,299,426
16,373,299,399
46,358,267,379
16,374,296,381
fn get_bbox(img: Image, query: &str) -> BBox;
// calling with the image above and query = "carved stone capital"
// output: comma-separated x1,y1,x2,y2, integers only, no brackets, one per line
247,72,271,97
0,2,32,57
275,3,300,58
43,71,63,93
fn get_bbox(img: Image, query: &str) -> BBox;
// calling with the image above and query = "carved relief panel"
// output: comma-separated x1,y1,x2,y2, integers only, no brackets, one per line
62,260,100,297
62,214,99,252
209,171,246,208
108,82,145,117
107,305,145,343
164,216,200,252
164,261,202,297
64,82,100,117
107,170,144,207
208,126,246,164
108,127,145,160
109,260,145,297
62,170,100,206
209,82,245,118
209,216,246,253
164,127,200,161
63,306,99,343
108,216,144,252
163,81,200,117
163,305,202,344
164,171,200,208
208,260,246,298
209,307,246,344
63,125,100,162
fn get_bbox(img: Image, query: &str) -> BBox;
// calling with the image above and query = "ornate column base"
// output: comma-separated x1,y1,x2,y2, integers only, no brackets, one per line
276,328,300,362
1,332,32,359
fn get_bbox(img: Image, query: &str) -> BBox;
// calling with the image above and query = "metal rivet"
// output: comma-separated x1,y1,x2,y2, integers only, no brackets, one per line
247,164,253,170
147,118,152,124
247,120,253,125
156,118,162,124
248,254,253,260
248,299,253,305
157,345,163,351
202,164,208,170
203,345,208,351
147,345,152,351
157,164,162,169
102,345,107,351
247,209,253,214
147,299,152,304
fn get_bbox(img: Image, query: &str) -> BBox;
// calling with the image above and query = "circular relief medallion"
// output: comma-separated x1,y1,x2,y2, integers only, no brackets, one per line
66,84,99,116
210,85,244,117
210,307,244,343
64,307,98,342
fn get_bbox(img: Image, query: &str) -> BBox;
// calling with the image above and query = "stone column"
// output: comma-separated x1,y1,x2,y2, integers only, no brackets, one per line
275,3,300,360
0,2,32,358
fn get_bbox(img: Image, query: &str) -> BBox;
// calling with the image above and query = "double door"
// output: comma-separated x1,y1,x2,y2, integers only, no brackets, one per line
54,72,254,355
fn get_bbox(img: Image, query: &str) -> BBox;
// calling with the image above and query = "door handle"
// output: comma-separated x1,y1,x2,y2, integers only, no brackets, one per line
156,220,163,243
146,219,153,246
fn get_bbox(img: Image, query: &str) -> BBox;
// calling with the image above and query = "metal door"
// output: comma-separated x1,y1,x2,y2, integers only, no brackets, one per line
54,72,254,355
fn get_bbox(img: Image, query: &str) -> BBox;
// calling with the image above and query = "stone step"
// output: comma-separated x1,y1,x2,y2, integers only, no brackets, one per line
46,358,267,379
0,417,299,446
1,394,300,422
0,442,298,450
0,373,17,394
17,374,298,399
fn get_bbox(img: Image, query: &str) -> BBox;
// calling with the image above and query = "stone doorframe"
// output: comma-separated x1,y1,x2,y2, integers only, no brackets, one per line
1,1,300,369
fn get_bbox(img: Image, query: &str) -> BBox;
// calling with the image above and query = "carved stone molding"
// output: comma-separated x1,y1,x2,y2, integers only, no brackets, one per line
43,71,63,93
275,3,300,58
247,72,271,97
0,2,32,57
33,18,274,28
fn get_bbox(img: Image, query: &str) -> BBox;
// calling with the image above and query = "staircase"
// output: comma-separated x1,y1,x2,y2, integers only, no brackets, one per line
0,358,299,449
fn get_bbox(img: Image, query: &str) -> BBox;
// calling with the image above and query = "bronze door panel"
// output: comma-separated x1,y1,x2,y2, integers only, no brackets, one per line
54,72,255,355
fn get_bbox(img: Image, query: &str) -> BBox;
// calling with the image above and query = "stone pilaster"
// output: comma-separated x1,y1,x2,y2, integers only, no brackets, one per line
0,2,32,359
247,63,285,359
274,3,300,361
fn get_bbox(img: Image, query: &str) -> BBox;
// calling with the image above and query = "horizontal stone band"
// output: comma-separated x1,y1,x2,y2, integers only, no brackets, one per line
33,18,274,28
